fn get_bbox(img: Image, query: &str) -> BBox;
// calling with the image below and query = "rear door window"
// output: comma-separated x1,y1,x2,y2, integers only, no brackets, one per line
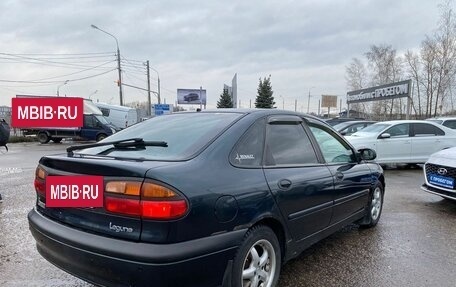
264,121,318,166
412,123,445,136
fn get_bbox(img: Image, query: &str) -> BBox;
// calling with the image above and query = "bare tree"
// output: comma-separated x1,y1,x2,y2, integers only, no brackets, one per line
404,50,423,117
345,58,369,115
419,1,456,117
365,44,403,119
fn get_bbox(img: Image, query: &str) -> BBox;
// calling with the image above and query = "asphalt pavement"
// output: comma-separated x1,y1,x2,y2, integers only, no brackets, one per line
0,142,455,287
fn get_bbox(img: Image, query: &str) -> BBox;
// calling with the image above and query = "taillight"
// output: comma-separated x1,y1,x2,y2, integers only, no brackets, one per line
34,166,47,197
104,180,188,220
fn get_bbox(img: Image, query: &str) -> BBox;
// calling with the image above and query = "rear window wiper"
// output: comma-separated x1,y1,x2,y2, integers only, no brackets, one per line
67,138,168,156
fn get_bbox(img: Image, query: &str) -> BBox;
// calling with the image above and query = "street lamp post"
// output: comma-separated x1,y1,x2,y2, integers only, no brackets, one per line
149,66,161,104
56,80,69,97
91,24,123,106
307,86,315,113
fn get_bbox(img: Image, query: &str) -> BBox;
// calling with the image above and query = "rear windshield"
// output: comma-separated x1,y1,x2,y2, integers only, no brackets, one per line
79,112,242,160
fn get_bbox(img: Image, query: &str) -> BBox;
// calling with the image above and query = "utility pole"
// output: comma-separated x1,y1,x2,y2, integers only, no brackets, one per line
200,86,203,110
146,60,151,116
148,66,161,104
116,45,123,106
294,99,297,112
307,86,315,114
91,24,123,105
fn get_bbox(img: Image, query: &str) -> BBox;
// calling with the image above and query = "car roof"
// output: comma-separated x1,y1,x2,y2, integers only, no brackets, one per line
200,108,317,117
426,117,456,120
377,120,445,124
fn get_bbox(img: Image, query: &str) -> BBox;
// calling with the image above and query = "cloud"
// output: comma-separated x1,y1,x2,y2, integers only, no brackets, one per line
0,0,442,111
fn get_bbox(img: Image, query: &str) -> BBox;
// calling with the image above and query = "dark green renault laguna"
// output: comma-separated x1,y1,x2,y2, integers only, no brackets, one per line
28,109,385,287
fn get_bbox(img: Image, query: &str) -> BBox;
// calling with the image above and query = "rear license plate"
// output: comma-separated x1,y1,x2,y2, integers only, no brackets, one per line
428,173,455,189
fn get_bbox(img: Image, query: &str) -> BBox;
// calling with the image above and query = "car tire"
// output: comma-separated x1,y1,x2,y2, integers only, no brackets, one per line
96,134,107,142
51,138,62,143
359,181,384,228
37,132,50,144
232,225,281,287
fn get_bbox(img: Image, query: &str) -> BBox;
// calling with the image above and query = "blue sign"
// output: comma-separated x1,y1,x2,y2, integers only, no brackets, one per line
154,104,171,116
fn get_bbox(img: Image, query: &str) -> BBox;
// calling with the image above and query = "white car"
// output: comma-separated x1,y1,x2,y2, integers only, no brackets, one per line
426,117,456,129
421,147,456,200
345,120,456,164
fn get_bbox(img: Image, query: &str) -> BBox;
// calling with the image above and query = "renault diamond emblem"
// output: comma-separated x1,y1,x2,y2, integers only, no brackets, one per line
437,168,448,175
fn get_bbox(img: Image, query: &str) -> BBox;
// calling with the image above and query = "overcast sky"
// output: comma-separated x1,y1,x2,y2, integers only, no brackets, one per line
0,0,443,112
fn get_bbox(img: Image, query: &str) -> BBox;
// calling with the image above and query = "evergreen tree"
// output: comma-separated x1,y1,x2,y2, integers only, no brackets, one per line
255,75,275,108
217,88,233,108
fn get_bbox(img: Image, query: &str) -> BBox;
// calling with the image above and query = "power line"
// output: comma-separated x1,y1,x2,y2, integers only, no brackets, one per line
3,51,114,56
31,60,116,81
0,68,116,84
0,53,116,69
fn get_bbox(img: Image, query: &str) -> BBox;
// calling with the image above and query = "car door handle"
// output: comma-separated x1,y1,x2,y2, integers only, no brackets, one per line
278,179,292,190
335,172,344,180
404,141,411,144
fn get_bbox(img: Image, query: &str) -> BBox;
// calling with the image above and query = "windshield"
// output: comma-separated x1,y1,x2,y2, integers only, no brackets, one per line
95,115,109,125
80,112,242,160
351,123,390,136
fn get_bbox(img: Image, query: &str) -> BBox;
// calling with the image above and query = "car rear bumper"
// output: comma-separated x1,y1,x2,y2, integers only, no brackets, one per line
28,208,246,287
421,184,456,200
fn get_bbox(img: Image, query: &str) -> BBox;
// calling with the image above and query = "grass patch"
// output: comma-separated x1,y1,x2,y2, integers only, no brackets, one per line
8,136,38,143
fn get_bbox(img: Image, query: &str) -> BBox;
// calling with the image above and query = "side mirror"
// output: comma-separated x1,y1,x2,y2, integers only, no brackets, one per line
379,133,391,139
358,148,377,161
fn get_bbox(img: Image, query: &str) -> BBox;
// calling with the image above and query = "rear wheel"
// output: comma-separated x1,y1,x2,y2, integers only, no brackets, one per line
37,132,50,144
232,225,281,287
359,182,384,228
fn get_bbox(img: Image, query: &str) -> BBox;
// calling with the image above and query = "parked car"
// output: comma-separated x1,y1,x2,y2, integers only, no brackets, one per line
325,117,364,126
28,109,385,287
333,120,377,136
346,120,456,164
421,147,456,200
96,102,138,129
426,117,456,129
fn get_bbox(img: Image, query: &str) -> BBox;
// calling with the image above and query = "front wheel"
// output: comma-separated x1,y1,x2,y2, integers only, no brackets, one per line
232,225,281,287
96,133,107,142
359,182,384,228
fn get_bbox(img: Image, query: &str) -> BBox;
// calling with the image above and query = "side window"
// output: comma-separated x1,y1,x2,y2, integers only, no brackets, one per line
265,123,318,166
309,124,356,164
443,120,456,129
413,123,444,136
84,115,95,128
384,123,409,137
230,119,265,167
100,108,110,117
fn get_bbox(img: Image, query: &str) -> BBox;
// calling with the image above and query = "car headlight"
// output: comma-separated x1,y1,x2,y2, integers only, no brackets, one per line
110,127,116,134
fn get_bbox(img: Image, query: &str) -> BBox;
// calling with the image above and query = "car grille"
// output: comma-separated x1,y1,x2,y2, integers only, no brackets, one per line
425,163,456,190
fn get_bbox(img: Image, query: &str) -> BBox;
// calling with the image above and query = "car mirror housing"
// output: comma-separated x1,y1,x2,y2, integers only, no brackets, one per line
358,148,377,161
379,133,391,139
